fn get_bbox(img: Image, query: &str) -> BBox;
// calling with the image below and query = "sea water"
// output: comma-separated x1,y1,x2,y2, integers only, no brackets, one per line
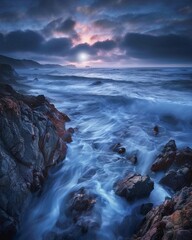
16,67,192,239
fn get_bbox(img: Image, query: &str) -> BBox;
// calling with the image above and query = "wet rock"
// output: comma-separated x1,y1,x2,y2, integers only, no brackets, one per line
160,167,192,191
151,140,192,191
175,147,192,165
153,125,159,136
133,186,192,240
128,154,138,164
69,188,96,214
151,140,177,172
114,173,154,201
0,84,70,238
140,203,153,215
111,143,126,154
65,188,100,236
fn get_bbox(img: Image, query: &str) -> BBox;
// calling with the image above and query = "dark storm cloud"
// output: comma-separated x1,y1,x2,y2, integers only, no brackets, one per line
42,37,72,55
93,40,116,51
27,0,78,18
5,30,44,52
122,33,192,62
0,29,114,58
0,12,21,23
58,18,76,33
42,17,79,39
0,30,72,56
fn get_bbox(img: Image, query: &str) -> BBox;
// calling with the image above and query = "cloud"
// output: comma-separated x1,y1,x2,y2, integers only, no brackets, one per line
0,30,72,56
58,18,76,33
28,0,77,18
93,40,116,51
93,19,117,29
5,30,44,52
42,17,79,39
42,37,72,55
121,33,192,62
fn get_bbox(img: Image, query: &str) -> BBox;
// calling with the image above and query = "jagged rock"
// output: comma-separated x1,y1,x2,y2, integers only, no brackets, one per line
114,173,154,201
151,140,177,172
0,84,70,239
151,140,192,191
133,186,192,240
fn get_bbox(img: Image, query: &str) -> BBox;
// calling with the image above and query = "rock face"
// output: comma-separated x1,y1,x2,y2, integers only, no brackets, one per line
114,173,154,201
151,140,192,191
0,84,71,239
133,186,192,240
0,64,20,84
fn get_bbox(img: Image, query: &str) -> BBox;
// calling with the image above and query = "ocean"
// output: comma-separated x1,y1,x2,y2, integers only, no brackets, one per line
16,67,192,239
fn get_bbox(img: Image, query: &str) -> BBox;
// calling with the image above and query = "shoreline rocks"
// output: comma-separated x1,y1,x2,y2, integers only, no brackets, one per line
151,140,192,192
0,84,71,239
133,186,192,240
114,173,154,201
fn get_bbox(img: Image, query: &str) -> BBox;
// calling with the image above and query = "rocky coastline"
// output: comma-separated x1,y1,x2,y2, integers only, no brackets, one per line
0,64,192,239
0,75,72,239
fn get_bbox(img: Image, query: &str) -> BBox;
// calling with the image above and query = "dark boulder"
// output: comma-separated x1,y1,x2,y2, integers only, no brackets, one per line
114,173,154,201
160,167,192,191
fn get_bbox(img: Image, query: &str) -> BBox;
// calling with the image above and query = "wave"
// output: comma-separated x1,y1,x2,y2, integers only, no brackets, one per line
40,74,136,85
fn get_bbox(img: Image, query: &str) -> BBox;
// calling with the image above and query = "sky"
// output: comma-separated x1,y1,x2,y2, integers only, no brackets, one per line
0,0,192,67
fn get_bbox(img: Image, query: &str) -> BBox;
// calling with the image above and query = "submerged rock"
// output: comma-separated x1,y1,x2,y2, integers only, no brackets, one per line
111,143,126,154
133,186,192,240
153,125,159,136
114,173,154,201
0,84,70,239
128,154,138,164
69,188,96,214
59,187,100,237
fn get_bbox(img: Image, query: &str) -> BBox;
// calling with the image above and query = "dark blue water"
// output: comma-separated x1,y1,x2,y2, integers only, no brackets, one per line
16,67,192,239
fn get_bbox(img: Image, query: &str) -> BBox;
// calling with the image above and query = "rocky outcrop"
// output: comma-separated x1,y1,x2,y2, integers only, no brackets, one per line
133,186,192,240
151,140,192,191
114,173,154,201
0,64,20,84
0,84,71,239
151,140,177,172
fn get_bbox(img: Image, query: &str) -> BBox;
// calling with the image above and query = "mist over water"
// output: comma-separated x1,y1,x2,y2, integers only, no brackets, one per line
16,67,192,239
